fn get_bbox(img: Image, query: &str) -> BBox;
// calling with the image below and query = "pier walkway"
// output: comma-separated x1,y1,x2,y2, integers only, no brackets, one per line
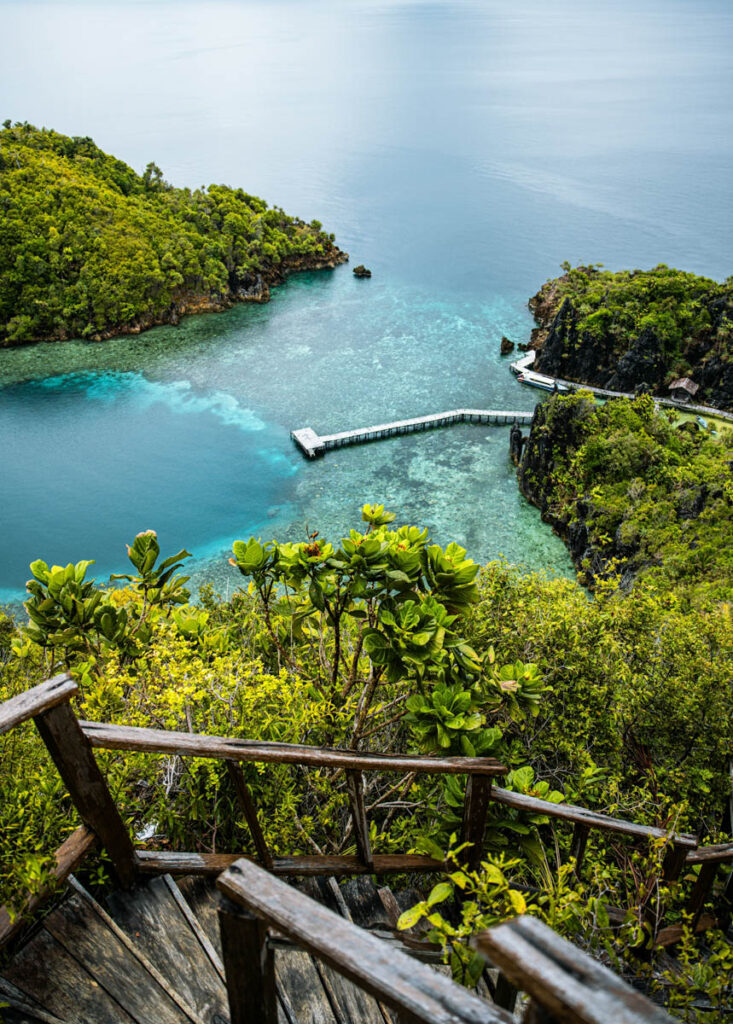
292,408,533,458
510,348,733,421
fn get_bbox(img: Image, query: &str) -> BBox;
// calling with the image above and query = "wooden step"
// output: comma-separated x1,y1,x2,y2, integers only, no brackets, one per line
42,889,195,1024
0,977,67,1024
104,875,228,1023
1,926,136,1024
176,876,224,963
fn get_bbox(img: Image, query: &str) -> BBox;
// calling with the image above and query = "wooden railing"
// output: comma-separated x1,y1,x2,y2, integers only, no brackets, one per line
473,914,676,1024
0,674,103,946
77,716,505,878
216,857,676,1024
2,675,732,953
491,787,698,881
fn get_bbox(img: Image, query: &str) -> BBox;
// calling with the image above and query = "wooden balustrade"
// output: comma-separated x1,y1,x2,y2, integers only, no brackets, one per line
217,857,512,1024
0,676,103,947
473,915,676,1023
3,675,732,958
217,858,677,1024
77,718,506,876
491,786,698,882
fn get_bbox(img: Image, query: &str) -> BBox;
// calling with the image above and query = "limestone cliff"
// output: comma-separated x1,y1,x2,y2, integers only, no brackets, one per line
528,265,733,411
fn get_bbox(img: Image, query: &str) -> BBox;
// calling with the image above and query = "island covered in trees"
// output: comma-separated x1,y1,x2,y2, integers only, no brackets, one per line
528,264,733,410
0,122,347,345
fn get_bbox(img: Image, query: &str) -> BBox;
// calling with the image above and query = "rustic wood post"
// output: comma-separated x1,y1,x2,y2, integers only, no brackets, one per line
494,972,518,1013
460,775,492,871
218,897,277,1024
521,1001,557,1024
226,761,274,869
718,864,733,933
686,862,718,928
346,769,374,871
662,841,687,883
33,701,137,887
570,823,590,876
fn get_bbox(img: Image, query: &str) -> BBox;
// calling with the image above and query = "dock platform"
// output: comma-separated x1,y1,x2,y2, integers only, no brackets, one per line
291,408,534,458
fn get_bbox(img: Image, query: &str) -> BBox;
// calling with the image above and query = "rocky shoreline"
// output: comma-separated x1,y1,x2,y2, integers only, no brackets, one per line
4,246,349,346
515,397,614,587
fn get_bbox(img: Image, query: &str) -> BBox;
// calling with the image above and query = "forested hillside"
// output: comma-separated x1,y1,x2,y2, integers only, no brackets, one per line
0,122,346,344
518,392,733,604
530,264,733,410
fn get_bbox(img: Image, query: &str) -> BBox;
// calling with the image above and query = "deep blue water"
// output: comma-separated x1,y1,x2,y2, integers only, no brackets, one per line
1,0,732,600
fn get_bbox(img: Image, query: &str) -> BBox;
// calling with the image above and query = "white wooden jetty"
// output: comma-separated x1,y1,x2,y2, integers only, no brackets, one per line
291,408,534,458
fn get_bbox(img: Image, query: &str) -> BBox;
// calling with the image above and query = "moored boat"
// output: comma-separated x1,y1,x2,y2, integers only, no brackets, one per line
517,370,570,393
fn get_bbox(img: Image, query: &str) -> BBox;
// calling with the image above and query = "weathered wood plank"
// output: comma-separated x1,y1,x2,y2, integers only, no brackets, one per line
0,825,96,949
491,787,697,847
0,977,67,1024
104,874,228,1021
226,760,274,868
34,702,137,887
685,842,733,864
44,890,193,1023
219,898,279,1024
346,770,374,871
137,850,444,876
218,858,512,1024
175,875,224,962
460,776,492,871
2,927,137,1024
297,878,386,1024
163,873,226,980
275,948,338,1024
0,675,77,737
80,720,505,776
474,916,675,1023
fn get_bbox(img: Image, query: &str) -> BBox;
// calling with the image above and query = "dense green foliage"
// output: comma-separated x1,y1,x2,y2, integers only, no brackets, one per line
1,461,730,1013
521,393,733,605
0,121,342,343
553,262,732,358
530,263,733,409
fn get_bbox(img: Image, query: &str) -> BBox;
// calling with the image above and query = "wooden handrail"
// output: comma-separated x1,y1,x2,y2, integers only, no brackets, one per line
0,674,77,736
78,720,506,775
491,787,697,848
685,842,733,865
473,915,676,1023
0,826,96,948
136,850,444,876
0,677,112,947
217,857,512,1024
78,718,502,876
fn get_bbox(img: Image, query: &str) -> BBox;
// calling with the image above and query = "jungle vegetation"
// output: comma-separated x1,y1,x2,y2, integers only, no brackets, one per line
1,417,731,1016
0,121,343,345
530,263,733,409
519,392,733,604
550,263,732,357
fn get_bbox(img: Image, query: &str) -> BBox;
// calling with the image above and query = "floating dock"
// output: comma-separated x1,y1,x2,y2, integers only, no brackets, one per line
291,408,534,458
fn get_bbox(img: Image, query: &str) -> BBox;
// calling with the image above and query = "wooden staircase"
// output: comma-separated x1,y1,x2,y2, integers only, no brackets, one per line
3,675,720,1024
0,873,460,1024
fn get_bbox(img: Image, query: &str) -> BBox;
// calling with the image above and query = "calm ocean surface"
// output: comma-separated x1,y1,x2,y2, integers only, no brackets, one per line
1,0,732,601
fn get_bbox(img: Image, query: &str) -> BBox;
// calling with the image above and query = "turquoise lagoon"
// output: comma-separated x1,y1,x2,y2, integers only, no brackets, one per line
1,0,732,600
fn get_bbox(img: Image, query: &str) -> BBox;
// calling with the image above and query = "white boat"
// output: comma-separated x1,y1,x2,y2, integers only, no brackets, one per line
517,370,570,393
